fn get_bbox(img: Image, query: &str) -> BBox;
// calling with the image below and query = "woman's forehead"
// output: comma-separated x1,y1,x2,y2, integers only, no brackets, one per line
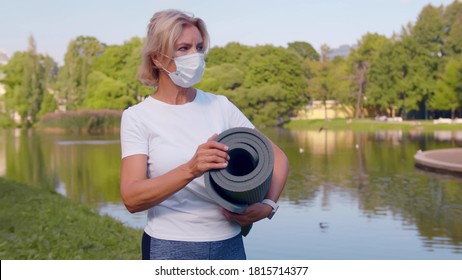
175,24,203,45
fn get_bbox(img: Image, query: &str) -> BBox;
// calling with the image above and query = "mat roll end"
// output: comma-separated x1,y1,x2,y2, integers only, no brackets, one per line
204,127,274,236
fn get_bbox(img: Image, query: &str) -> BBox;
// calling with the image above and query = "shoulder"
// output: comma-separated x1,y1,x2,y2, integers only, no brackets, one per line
123,97,153,115
121,98,154,125
196,89,231,106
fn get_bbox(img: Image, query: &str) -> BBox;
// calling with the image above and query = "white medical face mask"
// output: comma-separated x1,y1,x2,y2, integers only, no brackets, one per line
160,53,206,88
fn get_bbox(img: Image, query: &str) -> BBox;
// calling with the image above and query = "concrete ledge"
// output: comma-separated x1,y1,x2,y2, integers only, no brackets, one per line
414,148,462,175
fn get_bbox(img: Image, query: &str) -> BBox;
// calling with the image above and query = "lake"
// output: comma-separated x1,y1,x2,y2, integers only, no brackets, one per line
1,127,461,259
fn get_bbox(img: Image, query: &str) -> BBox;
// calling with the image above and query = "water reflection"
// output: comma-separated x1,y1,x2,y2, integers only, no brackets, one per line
1,128,462,259
0,129,121,205
279,128,462,256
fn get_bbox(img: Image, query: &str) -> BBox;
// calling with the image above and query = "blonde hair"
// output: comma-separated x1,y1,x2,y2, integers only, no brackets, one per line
137,9,210,88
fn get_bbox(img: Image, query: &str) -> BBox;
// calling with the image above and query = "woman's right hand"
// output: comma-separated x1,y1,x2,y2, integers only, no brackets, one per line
186,134,230,178
120,134,230,213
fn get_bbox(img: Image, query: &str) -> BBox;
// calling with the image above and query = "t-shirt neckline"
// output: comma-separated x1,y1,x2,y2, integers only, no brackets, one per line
148,89,202,107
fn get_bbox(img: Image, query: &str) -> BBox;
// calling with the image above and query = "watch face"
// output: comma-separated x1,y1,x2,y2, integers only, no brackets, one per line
268,209,276,219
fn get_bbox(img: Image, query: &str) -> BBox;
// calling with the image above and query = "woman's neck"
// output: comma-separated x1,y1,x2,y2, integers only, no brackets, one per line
152,79,196,105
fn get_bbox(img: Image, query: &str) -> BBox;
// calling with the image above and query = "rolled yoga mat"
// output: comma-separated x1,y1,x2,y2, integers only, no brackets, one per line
204,127,274,236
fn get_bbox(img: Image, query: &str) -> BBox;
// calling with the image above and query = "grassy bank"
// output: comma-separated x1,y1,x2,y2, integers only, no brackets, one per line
37,110,122,134
0,177,142,260
285,118,462,132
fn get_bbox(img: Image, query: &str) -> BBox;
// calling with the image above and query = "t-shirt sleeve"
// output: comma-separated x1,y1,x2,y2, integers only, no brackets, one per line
220,95,255,129
120,109,148,159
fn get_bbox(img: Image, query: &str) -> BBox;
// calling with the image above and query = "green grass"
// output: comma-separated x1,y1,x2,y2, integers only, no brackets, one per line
0,177,142,260
285,118,462,132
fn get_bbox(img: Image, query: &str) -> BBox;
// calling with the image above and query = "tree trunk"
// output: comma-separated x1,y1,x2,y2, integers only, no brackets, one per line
355,66,367,119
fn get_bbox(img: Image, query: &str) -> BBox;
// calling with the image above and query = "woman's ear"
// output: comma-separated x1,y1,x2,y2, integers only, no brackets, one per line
151,54,161,68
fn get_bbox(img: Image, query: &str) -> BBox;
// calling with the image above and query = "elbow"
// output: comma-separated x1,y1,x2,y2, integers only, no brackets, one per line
124,203,139,214
121,196,139,214
120,188,143,213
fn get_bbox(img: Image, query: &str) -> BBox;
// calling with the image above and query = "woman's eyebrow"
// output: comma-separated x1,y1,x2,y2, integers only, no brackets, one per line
175,41,203,47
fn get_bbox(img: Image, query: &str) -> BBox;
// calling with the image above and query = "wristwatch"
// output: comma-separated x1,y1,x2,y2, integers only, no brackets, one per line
262,199,279,219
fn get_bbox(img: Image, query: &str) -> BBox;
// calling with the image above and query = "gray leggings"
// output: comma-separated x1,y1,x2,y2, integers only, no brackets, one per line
142,231,246,260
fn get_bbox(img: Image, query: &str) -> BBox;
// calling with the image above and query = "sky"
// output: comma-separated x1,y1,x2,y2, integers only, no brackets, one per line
0,0,457,65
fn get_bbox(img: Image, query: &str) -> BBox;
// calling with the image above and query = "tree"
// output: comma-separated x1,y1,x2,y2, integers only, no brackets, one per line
288,41,320,61
83,71,132,109
57,36,106,110
367,38,415,117
367,6,450,120
307,44,352,120
1,51,27,122
201,44,306,126
240,45,306,125
198,63,245,93
442,0,462,57
410,4,447,117
0,35,58,126
429,57,462,118
91,37,150,107
205,42,250,67
348,33,388,118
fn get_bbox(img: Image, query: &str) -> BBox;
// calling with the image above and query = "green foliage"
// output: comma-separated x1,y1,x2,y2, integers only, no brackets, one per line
92,37,151,105
308,51,354,119
443,0,462,56
0,36,57,126
37,93,58,118
3,1,462,127
429,57,462,117
0,177,141,259
205,42,251,67
367,36,430,116
57,36,107,110
200,44,307,126
199,63,245,92
83,71,132,109
288,41,320,61
0,112,14,128
348,33,389,118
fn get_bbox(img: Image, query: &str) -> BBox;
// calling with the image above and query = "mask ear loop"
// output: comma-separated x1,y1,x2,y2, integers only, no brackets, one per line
151,52,174,74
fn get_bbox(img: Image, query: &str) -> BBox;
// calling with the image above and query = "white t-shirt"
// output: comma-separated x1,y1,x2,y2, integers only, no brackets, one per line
120,89,254,241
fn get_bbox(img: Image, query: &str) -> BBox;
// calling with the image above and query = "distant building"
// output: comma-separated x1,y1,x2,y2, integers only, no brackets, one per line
295,100,355,120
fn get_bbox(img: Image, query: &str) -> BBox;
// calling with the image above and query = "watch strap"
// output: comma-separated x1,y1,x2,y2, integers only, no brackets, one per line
262,199,279,219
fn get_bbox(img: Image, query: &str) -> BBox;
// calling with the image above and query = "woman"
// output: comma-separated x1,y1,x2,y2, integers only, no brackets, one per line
120,9,289,260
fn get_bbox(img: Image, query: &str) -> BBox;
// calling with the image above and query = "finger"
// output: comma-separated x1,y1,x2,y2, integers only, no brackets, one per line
206,155,228,164
221,208,239,220
206,134,229,151
201,141,229,153
197,161,228,173
196,146,229,161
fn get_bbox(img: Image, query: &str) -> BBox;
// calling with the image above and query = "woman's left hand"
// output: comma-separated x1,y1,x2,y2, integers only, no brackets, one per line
221,203,273,226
